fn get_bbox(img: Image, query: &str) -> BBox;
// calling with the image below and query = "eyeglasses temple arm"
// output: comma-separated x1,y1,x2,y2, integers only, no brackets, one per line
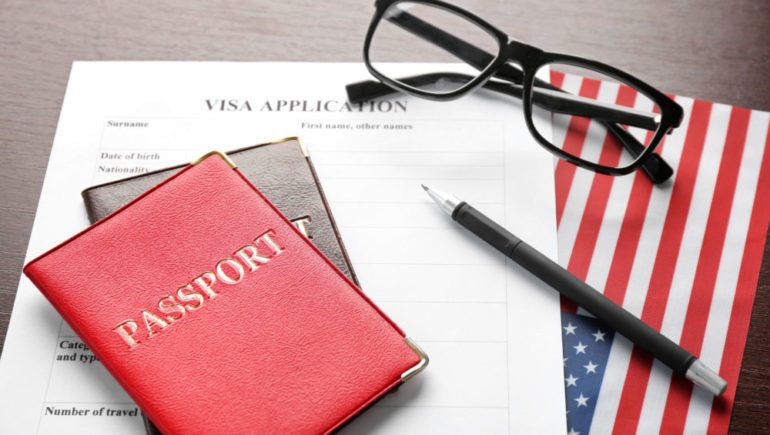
346,76,673,184
348,74,659,131
604,122,673,184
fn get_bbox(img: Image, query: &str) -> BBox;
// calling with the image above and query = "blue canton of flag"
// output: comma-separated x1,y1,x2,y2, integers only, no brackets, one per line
562,313,614,435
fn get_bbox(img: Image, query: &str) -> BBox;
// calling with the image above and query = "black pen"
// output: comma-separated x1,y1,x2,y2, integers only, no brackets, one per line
422,184,727,396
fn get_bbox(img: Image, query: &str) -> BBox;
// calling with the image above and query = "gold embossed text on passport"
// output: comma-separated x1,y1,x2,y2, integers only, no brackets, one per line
112,230,284,348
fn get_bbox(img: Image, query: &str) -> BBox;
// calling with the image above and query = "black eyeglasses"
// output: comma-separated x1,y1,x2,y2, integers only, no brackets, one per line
347,0,685,184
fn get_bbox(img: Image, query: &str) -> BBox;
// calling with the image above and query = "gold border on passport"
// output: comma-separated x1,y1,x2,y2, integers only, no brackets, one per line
401,337,429,382
191,150,237,168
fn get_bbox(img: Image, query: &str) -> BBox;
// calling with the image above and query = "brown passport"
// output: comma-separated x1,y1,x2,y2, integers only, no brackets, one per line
81,137,358,434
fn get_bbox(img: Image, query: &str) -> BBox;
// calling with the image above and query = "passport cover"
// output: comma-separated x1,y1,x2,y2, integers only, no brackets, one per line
24,152,428,434
82,137,357,283
83,137,360,435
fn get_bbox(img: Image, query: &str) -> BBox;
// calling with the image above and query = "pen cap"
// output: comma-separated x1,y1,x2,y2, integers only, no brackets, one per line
686,359,727,396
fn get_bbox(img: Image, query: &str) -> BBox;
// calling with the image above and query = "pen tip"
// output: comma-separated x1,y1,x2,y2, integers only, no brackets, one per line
421,184,460,214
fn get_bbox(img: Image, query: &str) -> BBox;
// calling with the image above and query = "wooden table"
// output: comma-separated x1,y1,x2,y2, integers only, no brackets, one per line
0,0,768,432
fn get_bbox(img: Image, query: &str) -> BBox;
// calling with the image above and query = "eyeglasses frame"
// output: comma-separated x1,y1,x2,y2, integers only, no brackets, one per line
362,0,684,178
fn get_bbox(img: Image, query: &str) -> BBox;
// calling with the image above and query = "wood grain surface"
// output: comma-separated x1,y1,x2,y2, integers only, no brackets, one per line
0,0,768,432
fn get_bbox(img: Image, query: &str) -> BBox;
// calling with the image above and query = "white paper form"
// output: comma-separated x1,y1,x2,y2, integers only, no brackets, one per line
0,62,565,434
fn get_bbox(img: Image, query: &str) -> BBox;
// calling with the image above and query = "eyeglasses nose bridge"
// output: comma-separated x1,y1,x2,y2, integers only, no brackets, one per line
505,40,543,66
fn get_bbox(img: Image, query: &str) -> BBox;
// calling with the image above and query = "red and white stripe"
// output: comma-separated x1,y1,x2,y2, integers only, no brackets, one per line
549,71,770,434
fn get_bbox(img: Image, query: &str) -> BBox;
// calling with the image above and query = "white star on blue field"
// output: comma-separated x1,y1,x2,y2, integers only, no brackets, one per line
561,312,614,434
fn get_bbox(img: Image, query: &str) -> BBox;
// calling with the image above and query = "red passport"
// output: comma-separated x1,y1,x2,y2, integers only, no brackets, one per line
24,152,427,434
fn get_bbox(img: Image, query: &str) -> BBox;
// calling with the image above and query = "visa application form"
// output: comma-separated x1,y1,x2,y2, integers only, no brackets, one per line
0,62,566,434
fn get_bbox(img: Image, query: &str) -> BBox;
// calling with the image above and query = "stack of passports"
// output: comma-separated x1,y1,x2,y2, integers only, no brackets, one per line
82,137,357,284
24,138,427,434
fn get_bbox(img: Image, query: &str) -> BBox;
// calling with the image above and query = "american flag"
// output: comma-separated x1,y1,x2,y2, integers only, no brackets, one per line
551,71,770,434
